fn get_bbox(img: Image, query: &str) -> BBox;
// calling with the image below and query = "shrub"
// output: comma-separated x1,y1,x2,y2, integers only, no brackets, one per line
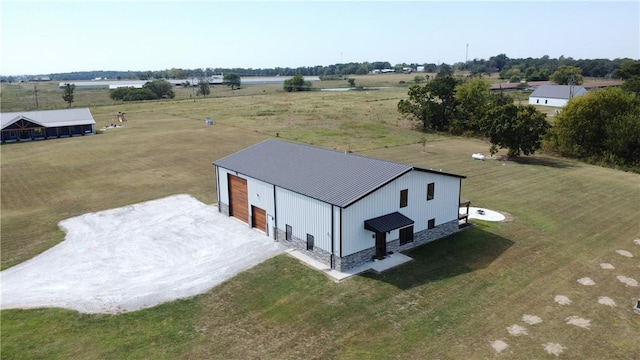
109,87,158,101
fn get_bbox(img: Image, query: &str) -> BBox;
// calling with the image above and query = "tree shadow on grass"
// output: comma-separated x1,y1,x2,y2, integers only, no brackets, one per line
507,155,576,169
361,225,514,290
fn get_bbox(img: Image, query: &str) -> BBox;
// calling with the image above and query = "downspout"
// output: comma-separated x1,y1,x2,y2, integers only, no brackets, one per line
339,208,343,258
215,165,221,212
458,178,462,215
273,184,278,241
331,205,335,269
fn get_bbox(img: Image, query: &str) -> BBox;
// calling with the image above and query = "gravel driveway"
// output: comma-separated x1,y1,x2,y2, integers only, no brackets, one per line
0,194,286,313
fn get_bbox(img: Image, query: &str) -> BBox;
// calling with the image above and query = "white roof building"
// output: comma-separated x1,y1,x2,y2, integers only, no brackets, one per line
529,85,587,107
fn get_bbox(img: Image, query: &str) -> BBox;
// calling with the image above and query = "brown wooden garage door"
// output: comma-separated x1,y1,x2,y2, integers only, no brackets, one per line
252,206,266,232
228,174,248,223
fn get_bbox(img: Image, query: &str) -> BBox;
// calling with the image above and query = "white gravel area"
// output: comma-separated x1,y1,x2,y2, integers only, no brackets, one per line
0,194,286,314
460,207,506,222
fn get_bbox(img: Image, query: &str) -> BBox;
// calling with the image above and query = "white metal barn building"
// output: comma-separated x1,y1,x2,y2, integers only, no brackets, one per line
214,139,467,271
528,84,587,107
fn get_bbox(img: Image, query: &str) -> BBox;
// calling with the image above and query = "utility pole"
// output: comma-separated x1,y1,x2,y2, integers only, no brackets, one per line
569,75,575,99
465,44,469,67
33,83,39,109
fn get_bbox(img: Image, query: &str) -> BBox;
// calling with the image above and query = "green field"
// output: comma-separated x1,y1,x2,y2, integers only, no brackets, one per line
1,82,639,359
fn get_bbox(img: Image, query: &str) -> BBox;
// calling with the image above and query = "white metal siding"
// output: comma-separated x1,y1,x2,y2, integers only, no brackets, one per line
276,187,333,253
217,167,230,205
341,170,461,255
247,177,276,233
529,97,568,107
217,167,276,230
247,177,275,217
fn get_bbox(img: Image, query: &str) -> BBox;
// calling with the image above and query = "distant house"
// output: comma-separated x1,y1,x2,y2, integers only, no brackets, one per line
214,139,467,271
30,76,51,82
528,85,587,107
1,108,95,143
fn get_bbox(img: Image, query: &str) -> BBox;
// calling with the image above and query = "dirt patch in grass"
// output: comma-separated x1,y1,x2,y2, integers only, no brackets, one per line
578,277,596,286
555,295,572,305
507,324,528,336
565,316,591,329
522,314,542,325
491,340,508,353
616,249,633,258
616,275,638,287
543,343,566,356
600,263,615,269
634,238,640,246
598,296,617,307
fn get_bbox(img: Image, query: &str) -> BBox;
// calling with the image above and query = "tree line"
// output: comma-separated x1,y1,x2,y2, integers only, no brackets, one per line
397,60,640,170
3,55,634,82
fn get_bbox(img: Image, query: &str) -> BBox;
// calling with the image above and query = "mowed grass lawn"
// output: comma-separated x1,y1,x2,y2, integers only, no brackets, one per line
1,86,639,359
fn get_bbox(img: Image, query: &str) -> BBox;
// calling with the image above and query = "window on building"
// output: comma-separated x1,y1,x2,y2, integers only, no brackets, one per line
399,226,414,245
536,99,539,104
428,218,435,229
286,225,292,241
427,183,435,201
400,189,408,208
306,234,314,250
545,99,548,104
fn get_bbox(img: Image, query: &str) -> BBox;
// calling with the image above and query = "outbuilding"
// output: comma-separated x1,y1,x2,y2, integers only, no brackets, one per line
1,108,96,143
528,84,587,107
214,139,467,271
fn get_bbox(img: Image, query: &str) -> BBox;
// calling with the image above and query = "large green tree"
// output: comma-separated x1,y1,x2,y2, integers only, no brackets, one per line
524,67,550,81
397,84,438,130
143,79,175,98
197,79,210,97
110,87,158,101
482,104,550,157
62,83,75,107
398,76,460,131
550,65,584,85
283,74,312,92
615,59,640,94
428,76,460,130
453,78,492,134
223,73,241,90
436,63,453,78
552,87,640,166
488,53,509,71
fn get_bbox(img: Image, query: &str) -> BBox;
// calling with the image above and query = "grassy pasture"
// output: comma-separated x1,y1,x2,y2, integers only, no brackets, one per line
1,84,639,359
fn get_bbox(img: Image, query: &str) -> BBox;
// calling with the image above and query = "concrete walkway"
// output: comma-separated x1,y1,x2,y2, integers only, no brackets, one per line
285,249,413,282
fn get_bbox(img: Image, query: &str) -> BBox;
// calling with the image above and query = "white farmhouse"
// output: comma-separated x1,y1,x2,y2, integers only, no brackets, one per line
213,139,467,271
528,84,587,107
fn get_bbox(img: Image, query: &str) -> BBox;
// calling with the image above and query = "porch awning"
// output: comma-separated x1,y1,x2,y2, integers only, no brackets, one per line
364,212,414,233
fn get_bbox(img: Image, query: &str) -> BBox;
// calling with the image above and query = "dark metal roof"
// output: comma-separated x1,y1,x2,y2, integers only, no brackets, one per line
214,139,464,208
364,212,414,233
1,108,95,130
529,85,587,100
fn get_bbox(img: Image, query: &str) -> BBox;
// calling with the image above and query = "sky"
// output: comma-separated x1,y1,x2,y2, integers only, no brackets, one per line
1,1,639,75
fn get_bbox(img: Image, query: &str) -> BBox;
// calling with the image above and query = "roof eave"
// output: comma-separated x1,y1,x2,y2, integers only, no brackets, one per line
413,166,466,179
